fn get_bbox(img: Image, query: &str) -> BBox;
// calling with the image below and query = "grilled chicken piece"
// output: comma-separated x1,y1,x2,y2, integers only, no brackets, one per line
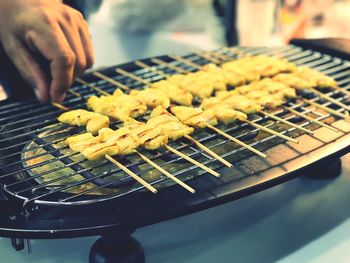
81,141,120,161
58,109,110,135
124,120,168,150
296,67,337,88
65,133,103,152
273,73,315,90
167,71,224,99
150,80,193,106
87,89,147,121
148,106,194,140
201,63,246,87
222,55,296,81
99,127,140,155
170,106,217,128
130,88,170,109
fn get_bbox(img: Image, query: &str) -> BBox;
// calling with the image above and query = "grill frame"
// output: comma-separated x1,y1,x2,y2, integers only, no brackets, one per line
0,47,350,219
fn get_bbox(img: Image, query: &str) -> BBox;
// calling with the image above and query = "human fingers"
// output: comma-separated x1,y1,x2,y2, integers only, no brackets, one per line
25,23,75,102
3,36,49,102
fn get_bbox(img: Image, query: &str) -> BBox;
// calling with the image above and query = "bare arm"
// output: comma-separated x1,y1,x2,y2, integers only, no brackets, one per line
0,0,94,102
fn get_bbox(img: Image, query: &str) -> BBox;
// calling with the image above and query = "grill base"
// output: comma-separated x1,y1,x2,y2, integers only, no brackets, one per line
89,234,144,263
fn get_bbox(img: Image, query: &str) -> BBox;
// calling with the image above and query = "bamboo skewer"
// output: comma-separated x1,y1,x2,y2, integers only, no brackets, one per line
168,55,201,70
302,98,350,121
259,110,314,135
93,71,130,91
52,102,70,111
183,134,232,167
282,106,339,133
76,78,110,96
310,87,350,112
115,68,149,85
206,124,267,158
244,119,299,144
135,60,168,78
188,49,221,64
105,154,158,194
151,58,189,74
135,151,196,193
332,85,350,97
164,145,221,178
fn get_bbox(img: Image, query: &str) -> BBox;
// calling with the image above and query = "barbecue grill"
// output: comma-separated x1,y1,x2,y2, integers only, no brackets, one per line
0,41,350,262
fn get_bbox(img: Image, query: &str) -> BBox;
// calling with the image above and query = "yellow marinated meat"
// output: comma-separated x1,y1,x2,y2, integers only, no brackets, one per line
201,63,246,87
150,80,193,106
209,105,247,124
130,88,170,109
124,120,168,150
58,109,110,135
65,133,103,152
296,67,337,88
222,95,262,114
99,127,140,155
148,106,194,140
87,90,147,121
80,141,119,161
170,106,217,128
273,73,315,89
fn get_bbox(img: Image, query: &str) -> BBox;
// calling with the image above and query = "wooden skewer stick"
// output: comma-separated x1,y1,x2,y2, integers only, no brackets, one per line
164,144,221,178
151,58,189,74
93,71,130,91
310,87,350,112
259,110,314,135
332,85,350,97
184,134,232,168
168,55,202,70
244,119,299,144
206,124,267,158
135,60,168,78
76,78,110,96
52,102,70,111
105,154,157,194
282,106,339,133
136,151,196,193
115,68,149,85
67,89,83,98
302,98,350,121
187,49,221,64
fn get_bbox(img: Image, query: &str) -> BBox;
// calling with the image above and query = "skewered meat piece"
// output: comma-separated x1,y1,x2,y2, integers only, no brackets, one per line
296,67,337,88
130,88,170,109
150,80,193,106
148,106,194,140
87,89,147,121
124,120,168,150
58,109,110,135
167,71,225,99
170,106,217,128
201,63,246,87
273,73,315,89
221,55,296,80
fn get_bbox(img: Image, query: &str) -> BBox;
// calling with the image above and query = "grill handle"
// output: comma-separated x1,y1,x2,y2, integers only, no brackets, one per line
290,38,350,60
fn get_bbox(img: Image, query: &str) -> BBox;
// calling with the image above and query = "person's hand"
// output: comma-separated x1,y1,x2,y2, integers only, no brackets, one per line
0,0,94,102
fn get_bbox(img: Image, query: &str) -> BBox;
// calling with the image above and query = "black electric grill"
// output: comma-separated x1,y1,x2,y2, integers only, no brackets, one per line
0,44,350,261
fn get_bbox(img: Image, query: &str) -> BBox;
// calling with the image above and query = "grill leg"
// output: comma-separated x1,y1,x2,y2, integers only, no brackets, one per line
304,158,342,179
89,229,145,263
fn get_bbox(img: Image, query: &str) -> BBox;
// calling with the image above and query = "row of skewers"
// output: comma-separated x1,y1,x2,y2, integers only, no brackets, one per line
52,49,346,194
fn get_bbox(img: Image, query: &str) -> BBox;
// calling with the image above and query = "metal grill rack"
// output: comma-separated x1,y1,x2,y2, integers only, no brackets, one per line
0,45,350,207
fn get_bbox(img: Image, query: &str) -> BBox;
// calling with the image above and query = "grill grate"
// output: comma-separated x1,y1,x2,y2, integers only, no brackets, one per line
0,45,350,206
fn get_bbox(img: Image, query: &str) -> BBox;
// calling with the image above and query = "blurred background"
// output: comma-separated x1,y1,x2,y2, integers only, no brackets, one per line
69,0,350,67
